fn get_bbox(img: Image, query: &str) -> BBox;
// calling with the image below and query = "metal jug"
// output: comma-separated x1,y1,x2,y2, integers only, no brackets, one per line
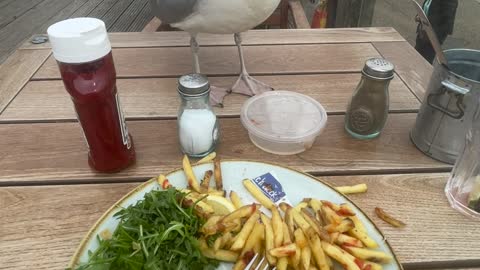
411,49,480,164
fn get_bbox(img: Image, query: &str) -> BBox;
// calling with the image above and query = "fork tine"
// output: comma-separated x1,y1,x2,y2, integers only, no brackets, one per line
254,255,267,270
245,253,259,269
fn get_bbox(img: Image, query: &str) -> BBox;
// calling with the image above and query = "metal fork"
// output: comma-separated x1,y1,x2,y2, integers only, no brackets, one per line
245,253,277,270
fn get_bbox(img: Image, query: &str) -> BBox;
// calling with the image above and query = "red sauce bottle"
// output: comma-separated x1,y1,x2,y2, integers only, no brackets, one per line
48,18,135,172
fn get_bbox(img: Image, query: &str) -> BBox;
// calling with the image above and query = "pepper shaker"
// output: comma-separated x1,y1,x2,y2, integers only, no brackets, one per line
177,74,220,157
345,58,394,139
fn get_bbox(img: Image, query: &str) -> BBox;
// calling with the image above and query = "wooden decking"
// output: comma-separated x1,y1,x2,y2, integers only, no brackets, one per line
0,0,154,63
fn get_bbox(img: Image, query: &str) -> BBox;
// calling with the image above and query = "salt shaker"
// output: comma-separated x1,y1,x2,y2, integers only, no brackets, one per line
177,74,219,157
345,58,394,139
445,105,480,219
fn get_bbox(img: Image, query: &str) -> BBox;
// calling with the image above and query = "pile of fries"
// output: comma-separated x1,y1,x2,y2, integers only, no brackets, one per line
158,154,393,270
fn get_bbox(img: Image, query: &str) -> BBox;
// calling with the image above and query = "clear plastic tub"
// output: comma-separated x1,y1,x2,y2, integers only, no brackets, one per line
240,91,327,155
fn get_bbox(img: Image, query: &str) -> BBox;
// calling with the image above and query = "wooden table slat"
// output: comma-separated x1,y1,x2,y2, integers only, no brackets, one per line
1,173,478,270
373,41,433,101
20,27,405,50
0,114,448,184
32,43,380,79
0,74,420,121
0,49,51,114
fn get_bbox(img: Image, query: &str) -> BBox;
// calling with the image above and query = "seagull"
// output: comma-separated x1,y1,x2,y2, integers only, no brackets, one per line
150,0,281,106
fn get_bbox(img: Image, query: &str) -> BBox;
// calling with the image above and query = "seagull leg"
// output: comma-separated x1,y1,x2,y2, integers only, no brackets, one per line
190,33,228,107
231,33,274,96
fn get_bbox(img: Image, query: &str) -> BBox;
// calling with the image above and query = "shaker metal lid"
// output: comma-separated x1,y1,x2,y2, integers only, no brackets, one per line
178,73,210,96
362,58,395,80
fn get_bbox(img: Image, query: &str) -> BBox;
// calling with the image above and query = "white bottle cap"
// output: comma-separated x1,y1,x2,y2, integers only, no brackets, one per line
47,18,111,63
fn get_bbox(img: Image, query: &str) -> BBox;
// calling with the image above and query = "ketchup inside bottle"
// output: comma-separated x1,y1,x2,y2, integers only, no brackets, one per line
58,52,135,172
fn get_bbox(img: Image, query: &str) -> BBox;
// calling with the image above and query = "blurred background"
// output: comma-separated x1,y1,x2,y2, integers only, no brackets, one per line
1,0,479,64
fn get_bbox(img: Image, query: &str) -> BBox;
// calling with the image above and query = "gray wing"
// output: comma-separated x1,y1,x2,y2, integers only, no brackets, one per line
149,0,198,24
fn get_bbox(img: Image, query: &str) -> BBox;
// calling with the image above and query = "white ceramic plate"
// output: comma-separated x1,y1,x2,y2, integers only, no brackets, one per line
69,160,402,269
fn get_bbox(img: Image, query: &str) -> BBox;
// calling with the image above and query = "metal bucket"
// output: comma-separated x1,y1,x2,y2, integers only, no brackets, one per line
411,49,480,164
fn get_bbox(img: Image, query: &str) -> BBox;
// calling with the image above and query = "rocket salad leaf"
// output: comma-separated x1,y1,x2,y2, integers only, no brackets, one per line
70,188,219,270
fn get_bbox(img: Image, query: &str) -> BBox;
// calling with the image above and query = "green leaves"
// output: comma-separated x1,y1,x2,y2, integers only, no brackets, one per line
73,188,219,270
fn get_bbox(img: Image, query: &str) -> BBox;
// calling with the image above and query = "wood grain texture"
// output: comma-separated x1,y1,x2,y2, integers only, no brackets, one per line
110,0,148,32
33,43,380,79
20,28,405,50
0,114,447,184
1,174,479,269
0,0,70,63
127,0,153,32
0,74,419,121
99,0,135,30
289,0,310,29
0,49,51,114
373,41,433,102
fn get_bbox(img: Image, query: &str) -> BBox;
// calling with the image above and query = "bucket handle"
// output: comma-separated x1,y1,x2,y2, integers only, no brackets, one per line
427,79,469,119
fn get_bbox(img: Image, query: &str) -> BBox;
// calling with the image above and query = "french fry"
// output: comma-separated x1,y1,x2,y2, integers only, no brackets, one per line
321,241,361,270
202,219,237,236
240,222,265,257
337,204,356,217
325,254,333,268
342,205,367,232
291,209,311,233
200,170,213,193
375,207,406,228
294,228,308,249
243,179,275,209
321,200,341,211
180,194,214,219
231,211,260,251
260,213,277,265
335,233,364,248
282,222,292,244
213,157,223,190
271,207,284,247
277,257,288,270
229,190,243,209
220,203,259,224
157,174,171,189
309,266,319,270
341,246,393,264
199,238,239,262
233,222,264,270
308,198,322,212
214,232,233,251
348,228,379,249
291,244,302,270
279,202,292,212
284,208,296,239
309,234,329,270
364,261,383,270
321,205,343,224
183,155,201,192
269,243,297,257
294,202,308,212
324,218,354,233
301,245,311,270
196,152,216,164
301,208,331,242
335,183,368,194
207,188,225,197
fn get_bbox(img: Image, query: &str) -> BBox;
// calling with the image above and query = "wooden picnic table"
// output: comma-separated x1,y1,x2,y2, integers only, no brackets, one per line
0,27,479,270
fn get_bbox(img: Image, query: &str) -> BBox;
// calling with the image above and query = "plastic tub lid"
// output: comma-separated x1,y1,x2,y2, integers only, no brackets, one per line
240,91,327,142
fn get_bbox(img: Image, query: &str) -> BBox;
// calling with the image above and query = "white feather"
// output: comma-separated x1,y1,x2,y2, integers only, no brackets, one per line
172,0,281,34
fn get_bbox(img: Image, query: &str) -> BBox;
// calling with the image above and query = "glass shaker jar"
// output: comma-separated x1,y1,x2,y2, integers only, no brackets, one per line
345,58,394,139
177,74,220,157
445,106,480,219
